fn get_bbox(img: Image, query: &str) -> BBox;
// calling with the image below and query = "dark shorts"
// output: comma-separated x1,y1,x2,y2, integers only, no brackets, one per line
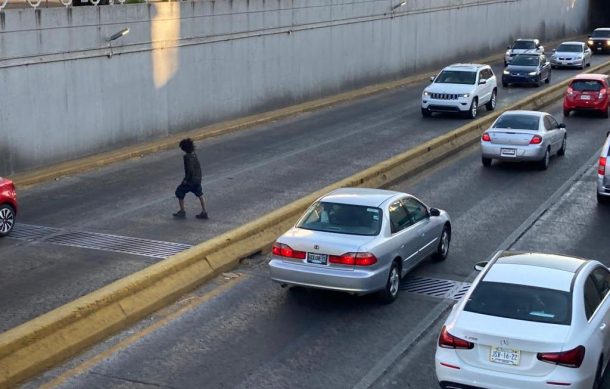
175,182,204,199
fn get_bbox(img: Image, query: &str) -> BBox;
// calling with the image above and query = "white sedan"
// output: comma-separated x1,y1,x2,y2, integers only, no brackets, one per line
435,251,610,389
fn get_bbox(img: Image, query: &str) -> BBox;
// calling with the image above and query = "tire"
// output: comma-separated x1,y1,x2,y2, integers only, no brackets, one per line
482,157,492,167
593,358,603,389
466,98,478,119
563,109,570,117
545,71,551,84
432,227,450,261
557,136,566,156
378,262,401,304
538,148,550,170
599,192,610,205
0,204,15,237
421,108,432,118
502,82,508,88
485,89,497,111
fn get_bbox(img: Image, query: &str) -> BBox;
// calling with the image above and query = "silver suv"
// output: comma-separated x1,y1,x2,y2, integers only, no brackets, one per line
598,131,610,204
505,38,544,66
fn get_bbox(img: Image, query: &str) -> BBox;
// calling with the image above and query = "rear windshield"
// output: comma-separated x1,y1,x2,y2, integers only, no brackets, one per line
511,55,539,66
556,44,582,52
513,41,536,49
493,114,540,131
434,70,476,85
592,30,610,38
464,281,571,325
297,201,382,236
571,80,604,91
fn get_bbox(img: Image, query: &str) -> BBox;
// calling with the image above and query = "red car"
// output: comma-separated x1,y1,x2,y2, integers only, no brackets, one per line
0,177,18,237
563,73,610,118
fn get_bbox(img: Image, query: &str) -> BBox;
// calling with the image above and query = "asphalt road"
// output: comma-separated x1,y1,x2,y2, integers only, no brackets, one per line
25,99,610,389
1,48,607,333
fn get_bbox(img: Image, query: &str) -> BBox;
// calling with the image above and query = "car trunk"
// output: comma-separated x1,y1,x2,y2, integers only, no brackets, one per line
487,129,538,146
451,312,571,377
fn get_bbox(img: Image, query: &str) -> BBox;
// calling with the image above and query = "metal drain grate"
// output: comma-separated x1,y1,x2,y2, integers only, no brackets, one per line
401,276,471,300
9,223,192,259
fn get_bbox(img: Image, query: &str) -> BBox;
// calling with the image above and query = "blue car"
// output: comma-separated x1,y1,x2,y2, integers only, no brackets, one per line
502,54,551,87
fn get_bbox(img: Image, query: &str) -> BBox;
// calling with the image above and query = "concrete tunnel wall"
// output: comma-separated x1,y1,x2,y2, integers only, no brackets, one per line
0,0,592,175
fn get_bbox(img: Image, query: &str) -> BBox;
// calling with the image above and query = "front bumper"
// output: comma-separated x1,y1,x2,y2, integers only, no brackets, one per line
551,58,584,68
421,97,471,113
502,74,539,85
587,42,610,53
269,258,388,294
481,142,546,162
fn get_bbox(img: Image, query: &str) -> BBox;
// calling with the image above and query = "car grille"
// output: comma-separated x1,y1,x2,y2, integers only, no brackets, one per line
431,93,459,100
558,57,573,60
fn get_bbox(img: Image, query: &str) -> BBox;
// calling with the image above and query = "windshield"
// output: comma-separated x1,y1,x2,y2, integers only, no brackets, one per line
434,70,476,85
512,41,536,49
570,80,604,92
464,281,571,325
556,44,582,52
511,55,539,66
296,201,382,236
493,114,540,131
592,30,610,38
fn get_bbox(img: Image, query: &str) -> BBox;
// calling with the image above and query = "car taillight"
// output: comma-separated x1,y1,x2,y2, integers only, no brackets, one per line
537,346,586,368
599,157,607,175
272,242,306,259
438,326,474,350
599,88,607,100
481,133,491,142
530,135,543,145
566,87,574,97
329,252,378,266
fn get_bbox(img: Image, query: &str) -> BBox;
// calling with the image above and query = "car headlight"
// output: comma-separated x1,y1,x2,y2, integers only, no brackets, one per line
607,40,610,46
588,40,594,45
528,71,538,76
423,91,430,96
503,70,510,75
461,93,470,98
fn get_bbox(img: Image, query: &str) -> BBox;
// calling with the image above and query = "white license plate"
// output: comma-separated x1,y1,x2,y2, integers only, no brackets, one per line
598,48,603,51
490,346,521,366
501,148,517,157
581,95,592,100
307,253,328,265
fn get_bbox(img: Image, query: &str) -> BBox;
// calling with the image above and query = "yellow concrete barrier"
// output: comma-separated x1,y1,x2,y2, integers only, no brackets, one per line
1,57,608,389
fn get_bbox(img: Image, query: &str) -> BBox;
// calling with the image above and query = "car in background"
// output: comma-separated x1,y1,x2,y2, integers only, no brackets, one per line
268,188,451,303
502,54,551,87
504,38,544,66
480,110,566,170
598,131,610,204
564,74,610,118
0,177,17,237
587,28,610,54
436,251,610,389
421,63,497,119
550,41,592,69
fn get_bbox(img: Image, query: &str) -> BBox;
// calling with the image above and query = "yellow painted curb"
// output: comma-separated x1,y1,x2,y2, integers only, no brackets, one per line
8,34,586,188
0,44,604,389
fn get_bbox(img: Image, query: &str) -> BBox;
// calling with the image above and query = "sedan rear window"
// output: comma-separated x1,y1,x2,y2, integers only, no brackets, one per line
297,202,382,236
592,30,610,38
571,80,604,92
513,41,536,49
434,70,476,85
493,114,540,131
464,281,571,325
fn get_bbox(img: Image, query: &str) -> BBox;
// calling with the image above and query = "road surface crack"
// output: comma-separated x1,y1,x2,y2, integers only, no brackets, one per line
89,371,179,389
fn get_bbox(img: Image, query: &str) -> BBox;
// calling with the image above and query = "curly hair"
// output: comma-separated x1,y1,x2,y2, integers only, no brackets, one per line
179,138,195,153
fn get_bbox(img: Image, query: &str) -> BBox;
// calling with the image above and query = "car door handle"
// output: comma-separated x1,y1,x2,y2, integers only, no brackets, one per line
601,323,607,332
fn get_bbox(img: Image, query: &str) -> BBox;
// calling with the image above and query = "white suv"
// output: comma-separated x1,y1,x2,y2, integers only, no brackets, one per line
505,38,544,66
421,64,497,119
597,131,610,204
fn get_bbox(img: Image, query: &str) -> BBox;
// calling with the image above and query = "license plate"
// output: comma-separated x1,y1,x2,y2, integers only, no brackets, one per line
490,346,521,366
581,95,591,100
307,253,328,265
501,148,517,157
598,48,603,51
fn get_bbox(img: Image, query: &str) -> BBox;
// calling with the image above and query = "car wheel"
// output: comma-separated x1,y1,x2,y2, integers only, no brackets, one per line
378,262,400,304
545,71,551,84
485,89,497,111
538,148,550,170
0,204,15,237
482,157,492,167
593,358,603,389
558,136,567,156
432,227,450,261
466,98,478,119
421,108,432,118
563,109,570,117
598,193,610,205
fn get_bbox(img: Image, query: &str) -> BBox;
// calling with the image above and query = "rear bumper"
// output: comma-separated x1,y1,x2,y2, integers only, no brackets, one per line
481,142,546,162
268,258,388,294
564,98,608,112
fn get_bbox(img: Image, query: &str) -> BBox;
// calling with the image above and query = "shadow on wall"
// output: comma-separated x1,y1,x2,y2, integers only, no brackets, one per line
590,0,610,28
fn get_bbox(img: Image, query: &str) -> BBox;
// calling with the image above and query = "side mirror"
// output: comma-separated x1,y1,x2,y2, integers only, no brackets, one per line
429,208,441,217
506,45,511,50
474,261,488,272
479,79,487,85
429,76,435,83
552,49,556,52
559,123,566,128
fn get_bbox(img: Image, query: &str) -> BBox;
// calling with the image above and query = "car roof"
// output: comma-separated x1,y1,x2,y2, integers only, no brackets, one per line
572,73,609,81
499,110,546,117
515,38,538,41
593,28,610,31
444,63,486,72
321,188,400,207
482,252,587,292
558,41,584,46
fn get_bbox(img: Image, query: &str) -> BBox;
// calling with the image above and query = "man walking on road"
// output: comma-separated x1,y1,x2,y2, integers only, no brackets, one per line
173,138,209,219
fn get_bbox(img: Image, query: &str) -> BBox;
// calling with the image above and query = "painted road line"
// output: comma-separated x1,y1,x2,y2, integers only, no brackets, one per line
10,223,192,259
352,149,603,389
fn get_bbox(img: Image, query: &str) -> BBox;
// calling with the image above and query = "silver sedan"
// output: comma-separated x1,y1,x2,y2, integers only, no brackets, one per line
268,188,451,303
480,110,567,170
